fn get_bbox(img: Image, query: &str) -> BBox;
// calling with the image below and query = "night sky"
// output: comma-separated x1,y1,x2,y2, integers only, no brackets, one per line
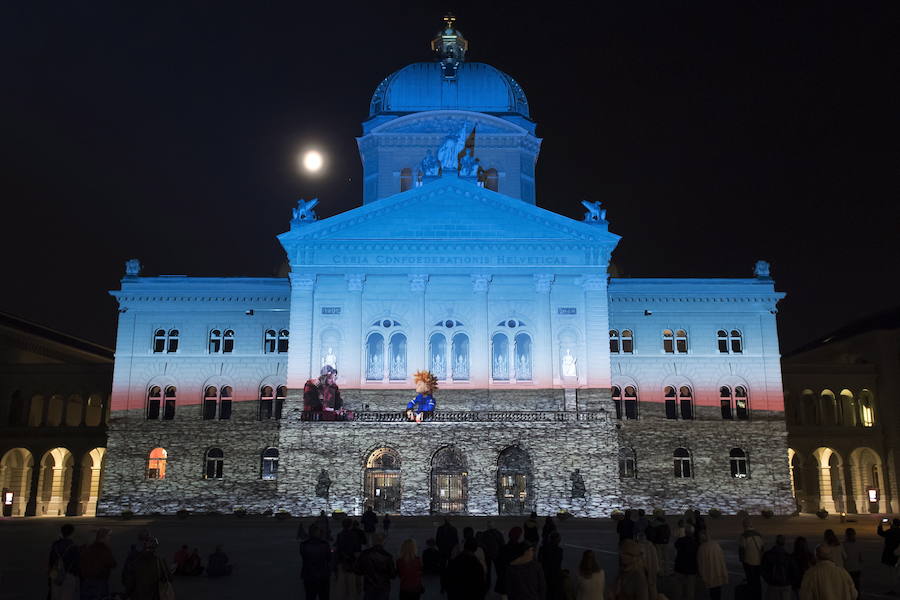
2,3,897,353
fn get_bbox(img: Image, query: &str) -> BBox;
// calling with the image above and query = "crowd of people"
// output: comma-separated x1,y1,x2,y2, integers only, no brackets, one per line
45,510,900,600
46,524,233,599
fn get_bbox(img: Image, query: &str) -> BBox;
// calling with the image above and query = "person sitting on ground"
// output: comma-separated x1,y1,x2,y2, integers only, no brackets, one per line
422,538,444,576
173,545,190,574
207,544,233,577
799,544,857,600
575,550,605,600
183,548,203,576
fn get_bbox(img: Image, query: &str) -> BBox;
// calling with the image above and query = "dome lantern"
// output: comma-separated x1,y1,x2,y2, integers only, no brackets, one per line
431,13,468,79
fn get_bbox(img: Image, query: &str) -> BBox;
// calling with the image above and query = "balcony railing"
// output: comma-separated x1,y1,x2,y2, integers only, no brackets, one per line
299,410,607,423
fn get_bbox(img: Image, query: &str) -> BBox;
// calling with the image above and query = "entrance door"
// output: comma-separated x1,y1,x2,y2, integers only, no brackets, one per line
432,472,467,513
367,471,401,513
498,473,528,515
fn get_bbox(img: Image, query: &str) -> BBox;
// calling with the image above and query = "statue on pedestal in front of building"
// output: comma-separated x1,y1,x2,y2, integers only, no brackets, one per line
562,349,577,378
570,469,586,499
406,370,437,423
315,470,331,499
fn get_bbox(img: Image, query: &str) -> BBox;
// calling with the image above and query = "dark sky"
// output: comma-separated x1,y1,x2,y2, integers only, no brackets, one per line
2,3,897,353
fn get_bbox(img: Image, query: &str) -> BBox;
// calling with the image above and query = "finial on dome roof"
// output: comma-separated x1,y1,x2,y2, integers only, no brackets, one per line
431,13,468,78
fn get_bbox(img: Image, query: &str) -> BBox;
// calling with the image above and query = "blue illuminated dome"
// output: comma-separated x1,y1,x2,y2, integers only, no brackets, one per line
369,16,529,118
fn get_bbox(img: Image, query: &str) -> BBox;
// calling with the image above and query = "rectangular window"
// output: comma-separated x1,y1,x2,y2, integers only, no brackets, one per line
259,399,273,420
610,337,620,354
621,332,634,354
665,399,677,420
147,399,160,420
721,398,733,420
680,399,693,420
203,400,217,420
718,338,729,353
736,397,749,420
624,398,638,420
162,399,175,420
663,338,674,353
219,399,232,420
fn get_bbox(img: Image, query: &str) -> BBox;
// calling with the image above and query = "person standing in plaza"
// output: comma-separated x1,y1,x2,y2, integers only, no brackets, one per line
877,518,900,595
539,531,564,600
842,528,862,595
334,518,363,599
444,538,487,600
506,543,546,600
356,532,396,600
48,523,79,600
124,537,173,600
616,539,649,600
382,513,391,537
480,521,504,586
823,530,846,571
436,518,459,563
697,530,728,600
523,512,540,546
762,535,793,600
799,545,857,600
299,524,331,600
674,524,699,600
495,527,525,598
396,538,424,600
738,519,765,600
574,550,605,600
78,527,116,600
362,506,378,545
650,513,671,576
789,537,815,599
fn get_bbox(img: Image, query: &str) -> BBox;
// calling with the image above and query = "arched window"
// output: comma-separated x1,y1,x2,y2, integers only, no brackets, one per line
801,390,817,425
219,386,233,420
366,448,402,513
28,394,44,427
264,330,277,353
46,395,64,426
718,330,743,353
153,329,167,353
483,168,499,192
859,390,875,427
674,448,692,478
166,329,179,353
389,333,407,380
400,167,413,192
730,448,749,478
8,391,24,426
609,330,620,354
621,329,634,353
612,386,623,419
663,330,674,353
261,448,279,480
619,447,637,478
209,329,222,353
275,385,286,420
514,333,532,381
223,329,235,353
163,386,176,420
203,386,218,420
821,390,838,425
204,448,224,479
64,395,82,427
623,386,638,420
451,333,469,380
259,386,274,420
147,386,162,420
492,333,509,380
675,330,688,353
840,390,856,427
84,393,103,427
735,386,749,420
366,333,384,380
665,386,693,420
720,386,734,420
147,448,167,479
429,333,447,380
277,330,289,353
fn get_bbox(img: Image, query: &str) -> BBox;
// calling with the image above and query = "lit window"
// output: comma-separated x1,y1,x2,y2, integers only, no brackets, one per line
147,447,167,479
209,329,222,354
259,386,274,420
204,448,224,479
264,330,277,353
619,447,636,478
621,330,634,353
277,330,289,353
730,448,749,478
261,447,279,480
624,386,638,420
860,390,875,427
735,386,749,420
609,330,620,354
674,448,692,478
612,386,622,419
223,330,235,353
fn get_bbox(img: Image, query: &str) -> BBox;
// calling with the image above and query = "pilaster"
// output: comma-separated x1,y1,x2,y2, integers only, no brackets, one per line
471,275,491,386
287,273,316,389
581,274,611,389
533,274,554,388
408,275,428,375
345,275,365,386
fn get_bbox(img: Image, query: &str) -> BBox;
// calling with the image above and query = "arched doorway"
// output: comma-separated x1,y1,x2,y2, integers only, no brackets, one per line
37,448,74,516
850,447,888,513
0,448,34,516
431,446,468,514
497,446,533,515
813,447,846,513
78,448,106,517
365,448,401,514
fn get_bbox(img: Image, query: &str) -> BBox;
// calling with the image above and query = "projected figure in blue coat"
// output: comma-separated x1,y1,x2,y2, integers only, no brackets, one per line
406,370,437,422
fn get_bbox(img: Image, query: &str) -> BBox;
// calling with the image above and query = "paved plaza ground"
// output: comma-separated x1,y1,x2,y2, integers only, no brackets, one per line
1,513,898,600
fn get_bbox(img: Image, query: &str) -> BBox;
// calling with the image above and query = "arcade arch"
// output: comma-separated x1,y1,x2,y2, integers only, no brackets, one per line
365,447,401,514
0,448,33,516
497,446,533,515
36,447,74,516
431,446,468,514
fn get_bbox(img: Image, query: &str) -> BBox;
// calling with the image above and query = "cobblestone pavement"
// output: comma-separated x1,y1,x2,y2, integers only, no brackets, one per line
1,513,897,599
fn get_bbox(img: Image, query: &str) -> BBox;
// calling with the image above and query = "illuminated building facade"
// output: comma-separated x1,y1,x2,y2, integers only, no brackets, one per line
99,19,794,516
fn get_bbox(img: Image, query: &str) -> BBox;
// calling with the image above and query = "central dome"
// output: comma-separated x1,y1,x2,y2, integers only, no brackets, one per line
369,61,530,118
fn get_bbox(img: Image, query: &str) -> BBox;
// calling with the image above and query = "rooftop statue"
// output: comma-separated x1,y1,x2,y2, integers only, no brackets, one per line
459,148,479,177
292,198,319,224
581,200,607,223
754,260,771,279
124,258,142,277
419,149,440,177
437,123,469,172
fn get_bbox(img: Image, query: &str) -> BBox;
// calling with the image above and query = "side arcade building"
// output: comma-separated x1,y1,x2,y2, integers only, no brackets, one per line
99,21,794,517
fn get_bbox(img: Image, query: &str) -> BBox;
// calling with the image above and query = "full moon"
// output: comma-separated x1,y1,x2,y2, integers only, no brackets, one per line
302,150,323,173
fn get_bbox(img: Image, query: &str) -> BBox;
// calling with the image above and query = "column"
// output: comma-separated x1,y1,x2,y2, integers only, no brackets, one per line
286,273,316,390
533,274,554,387
470,275,491,386
24,458,40,516
65,460,83,516
344,275,365,386
408,275,428,374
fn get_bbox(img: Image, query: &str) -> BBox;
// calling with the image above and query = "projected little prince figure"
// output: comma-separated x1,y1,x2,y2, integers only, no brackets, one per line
406,370,437,422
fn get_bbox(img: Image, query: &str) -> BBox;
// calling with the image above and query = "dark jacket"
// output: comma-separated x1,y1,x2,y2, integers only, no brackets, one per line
506,559,547,600
48,538,78,575
539,542,564,600
300,537,331,581
79,541,116,580
674,536,698,575
523,519,540,545
481,528,504,560
617,518,636,542
356,545,395,593
422,547,444,575
878,524,900,566
788,550,814,590
762,545,792,587
436,522,460,555
495,542,525,594
444,551,486,600
361,509,378,533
